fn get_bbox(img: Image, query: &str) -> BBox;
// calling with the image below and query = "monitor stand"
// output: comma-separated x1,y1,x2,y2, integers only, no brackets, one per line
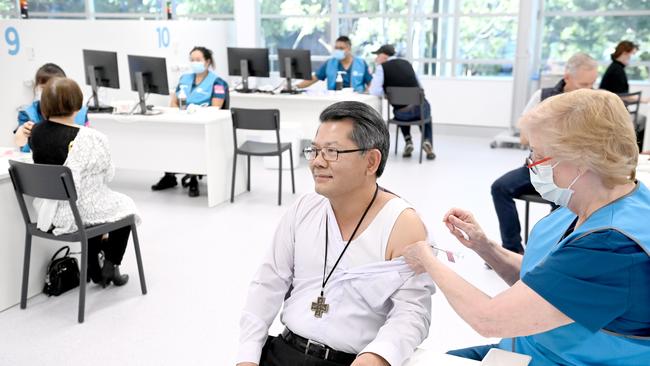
87,65,114,113
235,59,256,93
280,57,303,94
130,71,161,115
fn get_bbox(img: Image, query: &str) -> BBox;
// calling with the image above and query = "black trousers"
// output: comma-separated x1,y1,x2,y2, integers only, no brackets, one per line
260,336,353,366
88,226,130,266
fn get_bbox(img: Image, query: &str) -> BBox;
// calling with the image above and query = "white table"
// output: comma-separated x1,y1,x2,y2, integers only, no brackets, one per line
89,107,246,207
0,149,54,311
230,91,382,141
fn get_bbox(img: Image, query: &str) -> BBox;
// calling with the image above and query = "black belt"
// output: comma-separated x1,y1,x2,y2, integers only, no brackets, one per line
281,328,357,364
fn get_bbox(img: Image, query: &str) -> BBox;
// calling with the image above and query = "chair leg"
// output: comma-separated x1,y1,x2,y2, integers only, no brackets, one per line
247,155,251,192
78,238,88,323
278,154,283,206
20,233,32,309
524,201,530,244
419,124,424,164
131,224,147,295
394,125,399,155
289,147,295,194
230,153,237,203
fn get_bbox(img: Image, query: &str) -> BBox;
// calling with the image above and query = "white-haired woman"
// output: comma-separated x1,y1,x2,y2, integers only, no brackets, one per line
405,89,650,365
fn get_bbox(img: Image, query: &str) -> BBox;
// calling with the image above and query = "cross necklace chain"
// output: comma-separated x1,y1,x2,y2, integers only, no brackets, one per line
311,184,380,318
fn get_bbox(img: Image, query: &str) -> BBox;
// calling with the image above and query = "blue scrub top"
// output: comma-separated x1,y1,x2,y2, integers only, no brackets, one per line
523,226,650,335
315,60,372,88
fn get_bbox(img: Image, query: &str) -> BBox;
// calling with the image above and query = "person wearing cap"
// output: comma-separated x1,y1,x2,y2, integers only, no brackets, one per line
297,36,373,93
368,45,435,160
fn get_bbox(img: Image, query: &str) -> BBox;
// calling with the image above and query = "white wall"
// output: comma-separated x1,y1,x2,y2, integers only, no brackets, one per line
0,19,234,147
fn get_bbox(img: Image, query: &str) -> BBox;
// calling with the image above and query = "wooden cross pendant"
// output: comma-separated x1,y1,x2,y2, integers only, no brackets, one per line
311,296,329,318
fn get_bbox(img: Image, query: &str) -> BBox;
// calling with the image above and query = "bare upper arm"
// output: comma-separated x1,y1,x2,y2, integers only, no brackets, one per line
386,208,427,260
211,97,225,108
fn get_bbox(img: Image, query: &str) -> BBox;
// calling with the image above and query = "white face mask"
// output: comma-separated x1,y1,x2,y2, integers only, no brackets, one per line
34,87,42,102
530,162,583,207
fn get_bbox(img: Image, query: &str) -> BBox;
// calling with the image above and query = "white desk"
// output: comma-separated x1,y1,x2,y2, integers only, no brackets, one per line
1,149,54,311
230,91,382,141
89,107,246,207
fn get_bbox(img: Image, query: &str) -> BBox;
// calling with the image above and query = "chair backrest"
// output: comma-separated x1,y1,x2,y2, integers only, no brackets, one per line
8,160,81,227
230,108,282,150
618,91,642,124
385,87,425,108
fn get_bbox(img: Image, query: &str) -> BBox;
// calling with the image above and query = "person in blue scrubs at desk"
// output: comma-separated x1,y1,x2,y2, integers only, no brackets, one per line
404,89,650,365
13,63,89,152
151,46,229,197
297,36,372,93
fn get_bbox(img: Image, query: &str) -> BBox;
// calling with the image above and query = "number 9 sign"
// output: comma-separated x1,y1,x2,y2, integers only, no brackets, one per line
5,26,20,56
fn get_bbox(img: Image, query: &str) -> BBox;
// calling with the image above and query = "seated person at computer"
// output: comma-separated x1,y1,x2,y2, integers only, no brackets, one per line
491,53,597,254
13,63,89,152
235,102,433,366
369,44,435,160
153,46,229,197
29,77,137,287
297,36,372,93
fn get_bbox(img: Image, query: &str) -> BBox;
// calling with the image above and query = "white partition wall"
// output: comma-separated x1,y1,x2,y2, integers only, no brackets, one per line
0,19,234,147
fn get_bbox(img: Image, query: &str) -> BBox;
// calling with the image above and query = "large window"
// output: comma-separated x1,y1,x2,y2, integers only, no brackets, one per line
260,0,518,77
20,0,233,19
0,0,17,18
542,0,650,81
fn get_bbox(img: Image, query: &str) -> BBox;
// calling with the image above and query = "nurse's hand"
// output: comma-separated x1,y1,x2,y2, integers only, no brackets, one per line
403,241,437,274
443,208,489,251
14,121,34,147
352,353,389,366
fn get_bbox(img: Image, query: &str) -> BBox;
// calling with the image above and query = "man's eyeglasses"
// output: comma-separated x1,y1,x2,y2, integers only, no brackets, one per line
303,146,367,161
526,152,552,175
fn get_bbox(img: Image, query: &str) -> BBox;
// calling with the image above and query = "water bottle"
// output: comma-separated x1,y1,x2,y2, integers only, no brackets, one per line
335,72,344,91
178,87,187,110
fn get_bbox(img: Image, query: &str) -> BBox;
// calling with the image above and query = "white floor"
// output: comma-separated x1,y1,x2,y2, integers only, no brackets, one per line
0,132,554,366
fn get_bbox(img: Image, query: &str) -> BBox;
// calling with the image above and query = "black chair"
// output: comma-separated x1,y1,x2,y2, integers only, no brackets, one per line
618,91,645,151
230,108,295,206
8,160,147,323
385,86,434,164
515,192,552,244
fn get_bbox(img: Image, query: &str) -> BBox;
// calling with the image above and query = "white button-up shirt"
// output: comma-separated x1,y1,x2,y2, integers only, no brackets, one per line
237,193,435,366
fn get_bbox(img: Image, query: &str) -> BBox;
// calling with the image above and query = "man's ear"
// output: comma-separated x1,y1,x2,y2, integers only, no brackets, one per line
366,149,382,176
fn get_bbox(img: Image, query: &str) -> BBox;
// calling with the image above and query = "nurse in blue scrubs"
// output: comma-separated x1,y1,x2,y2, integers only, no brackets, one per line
151,46,229,197
297,36,372,92
404,89,650,365
13,63,89,152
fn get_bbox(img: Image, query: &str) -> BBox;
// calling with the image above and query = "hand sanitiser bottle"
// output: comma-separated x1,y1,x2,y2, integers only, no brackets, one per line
178,87,187,110
335,71,344,90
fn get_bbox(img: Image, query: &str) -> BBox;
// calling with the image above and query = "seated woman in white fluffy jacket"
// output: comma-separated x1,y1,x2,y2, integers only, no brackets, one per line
29,76,140,288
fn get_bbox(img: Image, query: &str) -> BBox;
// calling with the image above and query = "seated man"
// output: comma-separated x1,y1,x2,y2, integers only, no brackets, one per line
297,36,373,93
491,53,597,254
236,101,434,366
369,44,434,160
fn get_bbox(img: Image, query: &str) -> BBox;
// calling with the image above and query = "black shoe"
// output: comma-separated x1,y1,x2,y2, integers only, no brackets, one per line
188,176,199,197
100,259,129,288
151,173,177,191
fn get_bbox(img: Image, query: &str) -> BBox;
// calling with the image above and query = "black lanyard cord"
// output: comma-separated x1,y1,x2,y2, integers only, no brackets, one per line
321,183,380,296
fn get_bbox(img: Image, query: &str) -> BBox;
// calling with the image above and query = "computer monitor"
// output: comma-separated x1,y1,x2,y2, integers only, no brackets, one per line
227,47,270,93
127,55,169,115
278,48,312,94
82,49,119,113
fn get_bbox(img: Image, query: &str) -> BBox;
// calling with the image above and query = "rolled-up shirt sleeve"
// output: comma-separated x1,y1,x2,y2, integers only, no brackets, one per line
522,230,636,333
360,273,435,366
236,200,300,363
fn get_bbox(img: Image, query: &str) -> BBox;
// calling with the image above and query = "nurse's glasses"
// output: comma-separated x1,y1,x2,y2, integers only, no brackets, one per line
526,153,552,175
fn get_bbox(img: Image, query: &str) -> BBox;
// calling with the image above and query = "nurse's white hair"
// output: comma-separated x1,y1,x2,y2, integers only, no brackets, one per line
520,89,638,188
565,53,597,76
